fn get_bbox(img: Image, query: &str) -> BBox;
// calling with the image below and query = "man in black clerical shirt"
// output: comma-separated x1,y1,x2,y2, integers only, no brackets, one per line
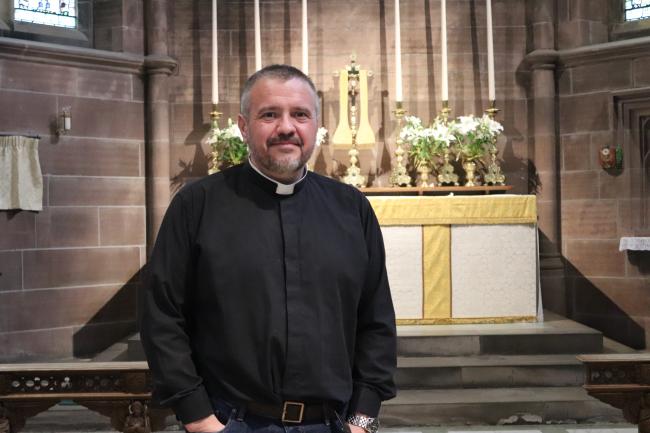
140,65,396,433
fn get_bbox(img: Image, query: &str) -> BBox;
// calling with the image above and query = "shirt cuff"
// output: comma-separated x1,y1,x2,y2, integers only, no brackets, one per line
348,384,382,418
172,386,214,424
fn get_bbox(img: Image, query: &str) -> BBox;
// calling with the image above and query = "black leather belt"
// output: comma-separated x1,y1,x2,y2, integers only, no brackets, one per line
246,400,330,423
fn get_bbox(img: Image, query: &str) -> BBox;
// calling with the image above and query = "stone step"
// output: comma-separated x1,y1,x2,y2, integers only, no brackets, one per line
380,387,624,426
397,313,603,357
396,355,585,388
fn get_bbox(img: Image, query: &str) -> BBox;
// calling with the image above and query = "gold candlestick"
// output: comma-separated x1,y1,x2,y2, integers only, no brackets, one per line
390,101,412,187
437,100,459,186
207,105,222,175
343,129,366,188
483,100,506,185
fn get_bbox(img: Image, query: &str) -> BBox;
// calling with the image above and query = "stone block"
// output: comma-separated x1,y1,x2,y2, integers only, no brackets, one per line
536,170,557,202
533,22,554,50
599,169,643,199
23,247,141,289
0,211,35,250
570,0,608,23
558,20,590,49
561,199,618,239
561,134,590,171
561,171,599,199
0,251,21,292
633,57,650,87
1,60,78,95
0,90,57,135
49,176,145,206
0,284,137,333
57,97,145,140
76,69,134,101
559,93,610,134
99,207,146,246
565,239,626,277
589,22,608,45
0,327,73,362
38,137,141,177
35,207,99,248
618,199,649,236
571,61,632,94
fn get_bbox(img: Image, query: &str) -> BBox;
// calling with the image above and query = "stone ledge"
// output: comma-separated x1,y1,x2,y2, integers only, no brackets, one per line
0,37,177,75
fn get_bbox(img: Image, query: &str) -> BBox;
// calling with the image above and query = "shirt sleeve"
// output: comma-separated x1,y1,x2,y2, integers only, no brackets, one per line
348,195,397,418
138,190,214,424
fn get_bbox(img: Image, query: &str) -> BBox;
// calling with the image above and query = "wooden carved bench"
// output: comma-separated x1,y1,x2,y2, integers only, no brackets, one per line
579,354,650,433
0,362,171,433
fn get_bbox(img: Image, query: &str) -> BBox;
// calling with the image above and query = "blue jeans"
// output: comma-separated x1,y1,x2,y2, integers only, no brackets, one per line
201,399,349,433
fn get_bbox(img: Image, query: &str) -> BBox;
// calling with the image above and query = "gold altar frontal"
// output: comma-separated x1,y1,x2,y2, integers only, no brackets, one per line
367,195,539,325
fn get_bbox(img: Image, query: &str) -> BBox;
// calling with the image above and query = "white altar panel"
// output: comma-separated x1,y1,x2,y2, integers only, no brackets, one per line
451,224,537,318
381,226,423,319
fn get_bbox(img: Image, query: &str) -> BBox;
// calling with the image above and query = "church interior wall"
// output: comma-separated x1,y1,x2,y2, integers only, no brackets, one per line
555,0,650,349
0,1,146,361
0,0,648,362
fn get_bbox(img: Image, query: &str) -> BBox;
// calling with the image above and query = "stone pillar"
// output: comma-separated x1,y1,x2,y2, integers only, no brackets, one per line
528,1,567,315
144,0,176,254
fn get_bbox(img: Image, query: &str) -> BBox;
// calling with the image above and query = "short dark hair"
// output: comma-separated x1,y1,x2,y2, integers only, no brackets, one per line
240,64,319,118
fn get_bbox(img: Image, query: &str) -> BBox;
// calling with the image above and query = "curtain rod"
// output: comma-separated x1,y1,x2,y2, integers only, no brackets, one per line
0,132,41,139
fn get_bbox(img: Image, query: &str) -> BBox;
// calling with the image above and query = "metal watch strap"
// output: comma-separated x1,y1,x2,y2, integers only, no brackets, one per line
346,414,380,433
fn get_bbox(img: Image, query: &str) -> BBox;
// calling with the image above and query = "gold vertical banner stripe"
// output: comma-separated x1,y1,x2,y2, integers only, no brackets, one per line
422,225,451,319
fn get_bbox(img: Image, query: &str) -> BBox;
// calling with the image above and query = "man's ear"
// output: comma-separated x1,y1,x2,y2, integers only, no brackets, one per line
237,114,249,142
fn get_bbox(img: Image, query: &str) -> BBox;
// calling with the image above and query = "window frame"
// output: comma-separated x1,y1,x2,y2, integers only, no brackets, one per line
0,0,92,48
612,0,650,40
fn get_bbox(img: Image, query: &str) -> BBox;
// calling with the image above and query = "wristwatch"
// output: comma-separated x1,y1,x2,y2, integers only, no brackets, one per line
346,414,380,433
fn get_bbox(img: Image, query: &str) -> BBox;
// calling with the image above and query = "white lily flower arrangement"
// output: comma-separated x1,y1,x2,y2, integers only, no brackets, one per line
208,118,249,167
450,114,503,161
400,115,456,168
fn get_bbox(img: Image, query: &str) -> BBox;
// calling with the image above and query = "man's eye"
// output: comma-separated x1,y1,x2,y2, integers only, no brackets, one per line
261,112,277,119
294,111,310,119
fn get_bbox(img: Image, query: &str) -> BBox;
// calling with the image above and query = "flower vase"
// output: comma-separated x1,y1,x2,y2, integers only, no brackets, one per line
463,160,478,186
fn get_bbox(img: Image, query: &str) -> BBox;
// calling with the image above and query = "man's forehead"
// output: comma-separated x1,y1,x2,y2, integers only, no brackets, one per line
250,77,318,109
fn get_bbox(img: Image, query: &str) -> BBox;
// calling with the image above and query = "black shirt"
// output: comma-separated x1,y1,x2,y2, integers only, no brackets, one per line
139,162,397,424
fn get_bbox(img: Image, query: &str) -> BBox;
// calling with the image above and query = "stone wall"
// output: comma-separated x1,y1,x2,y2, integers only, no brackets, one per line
0,2,146,360
556,0,650,348
169,0,530,191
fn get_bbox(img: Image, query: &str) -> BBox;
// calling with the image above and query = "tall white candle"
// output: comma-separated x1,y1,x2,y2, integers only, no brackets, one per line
254,0,262,70
486,0,495,101
441,0,448,101
395,0,403,102
302,0,308,75
212,0,218,104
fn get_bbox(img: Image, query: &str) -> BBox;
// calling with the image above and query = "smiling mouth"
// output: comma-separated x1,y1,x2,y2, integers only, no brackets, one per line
268,139,302,147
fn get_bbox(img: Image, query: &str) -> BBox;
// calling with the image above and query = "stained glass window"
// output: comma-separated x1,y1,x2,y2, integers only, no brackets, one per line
625,0,650,21
13,0,76,28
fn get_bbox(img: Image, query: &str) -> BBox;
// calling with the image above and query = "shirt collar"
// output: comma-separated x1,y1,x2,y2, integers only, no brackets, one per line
247,157,308,195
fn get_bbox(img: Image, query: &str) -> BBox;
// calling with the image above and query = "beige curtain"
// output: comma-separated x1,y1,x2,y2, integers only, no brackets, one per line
0,136,43,211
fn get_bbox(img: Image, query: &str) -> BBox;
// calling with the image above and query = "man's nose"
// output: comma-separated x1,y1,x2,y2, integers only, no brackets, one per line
276,113,296,135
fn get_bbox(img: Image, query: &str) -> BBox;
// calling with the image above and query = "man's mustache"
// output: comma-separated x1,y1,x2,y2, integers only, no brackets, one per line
267,136,302,147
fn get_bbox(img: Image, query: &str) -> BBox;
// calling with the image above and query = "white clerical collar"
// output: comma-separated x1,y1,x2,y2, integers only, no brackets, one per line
248,158,307,195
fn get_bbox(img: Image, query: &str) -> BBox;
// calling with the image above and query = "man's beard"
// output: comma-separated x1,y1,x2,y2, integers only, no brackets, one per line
250,138,314,177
